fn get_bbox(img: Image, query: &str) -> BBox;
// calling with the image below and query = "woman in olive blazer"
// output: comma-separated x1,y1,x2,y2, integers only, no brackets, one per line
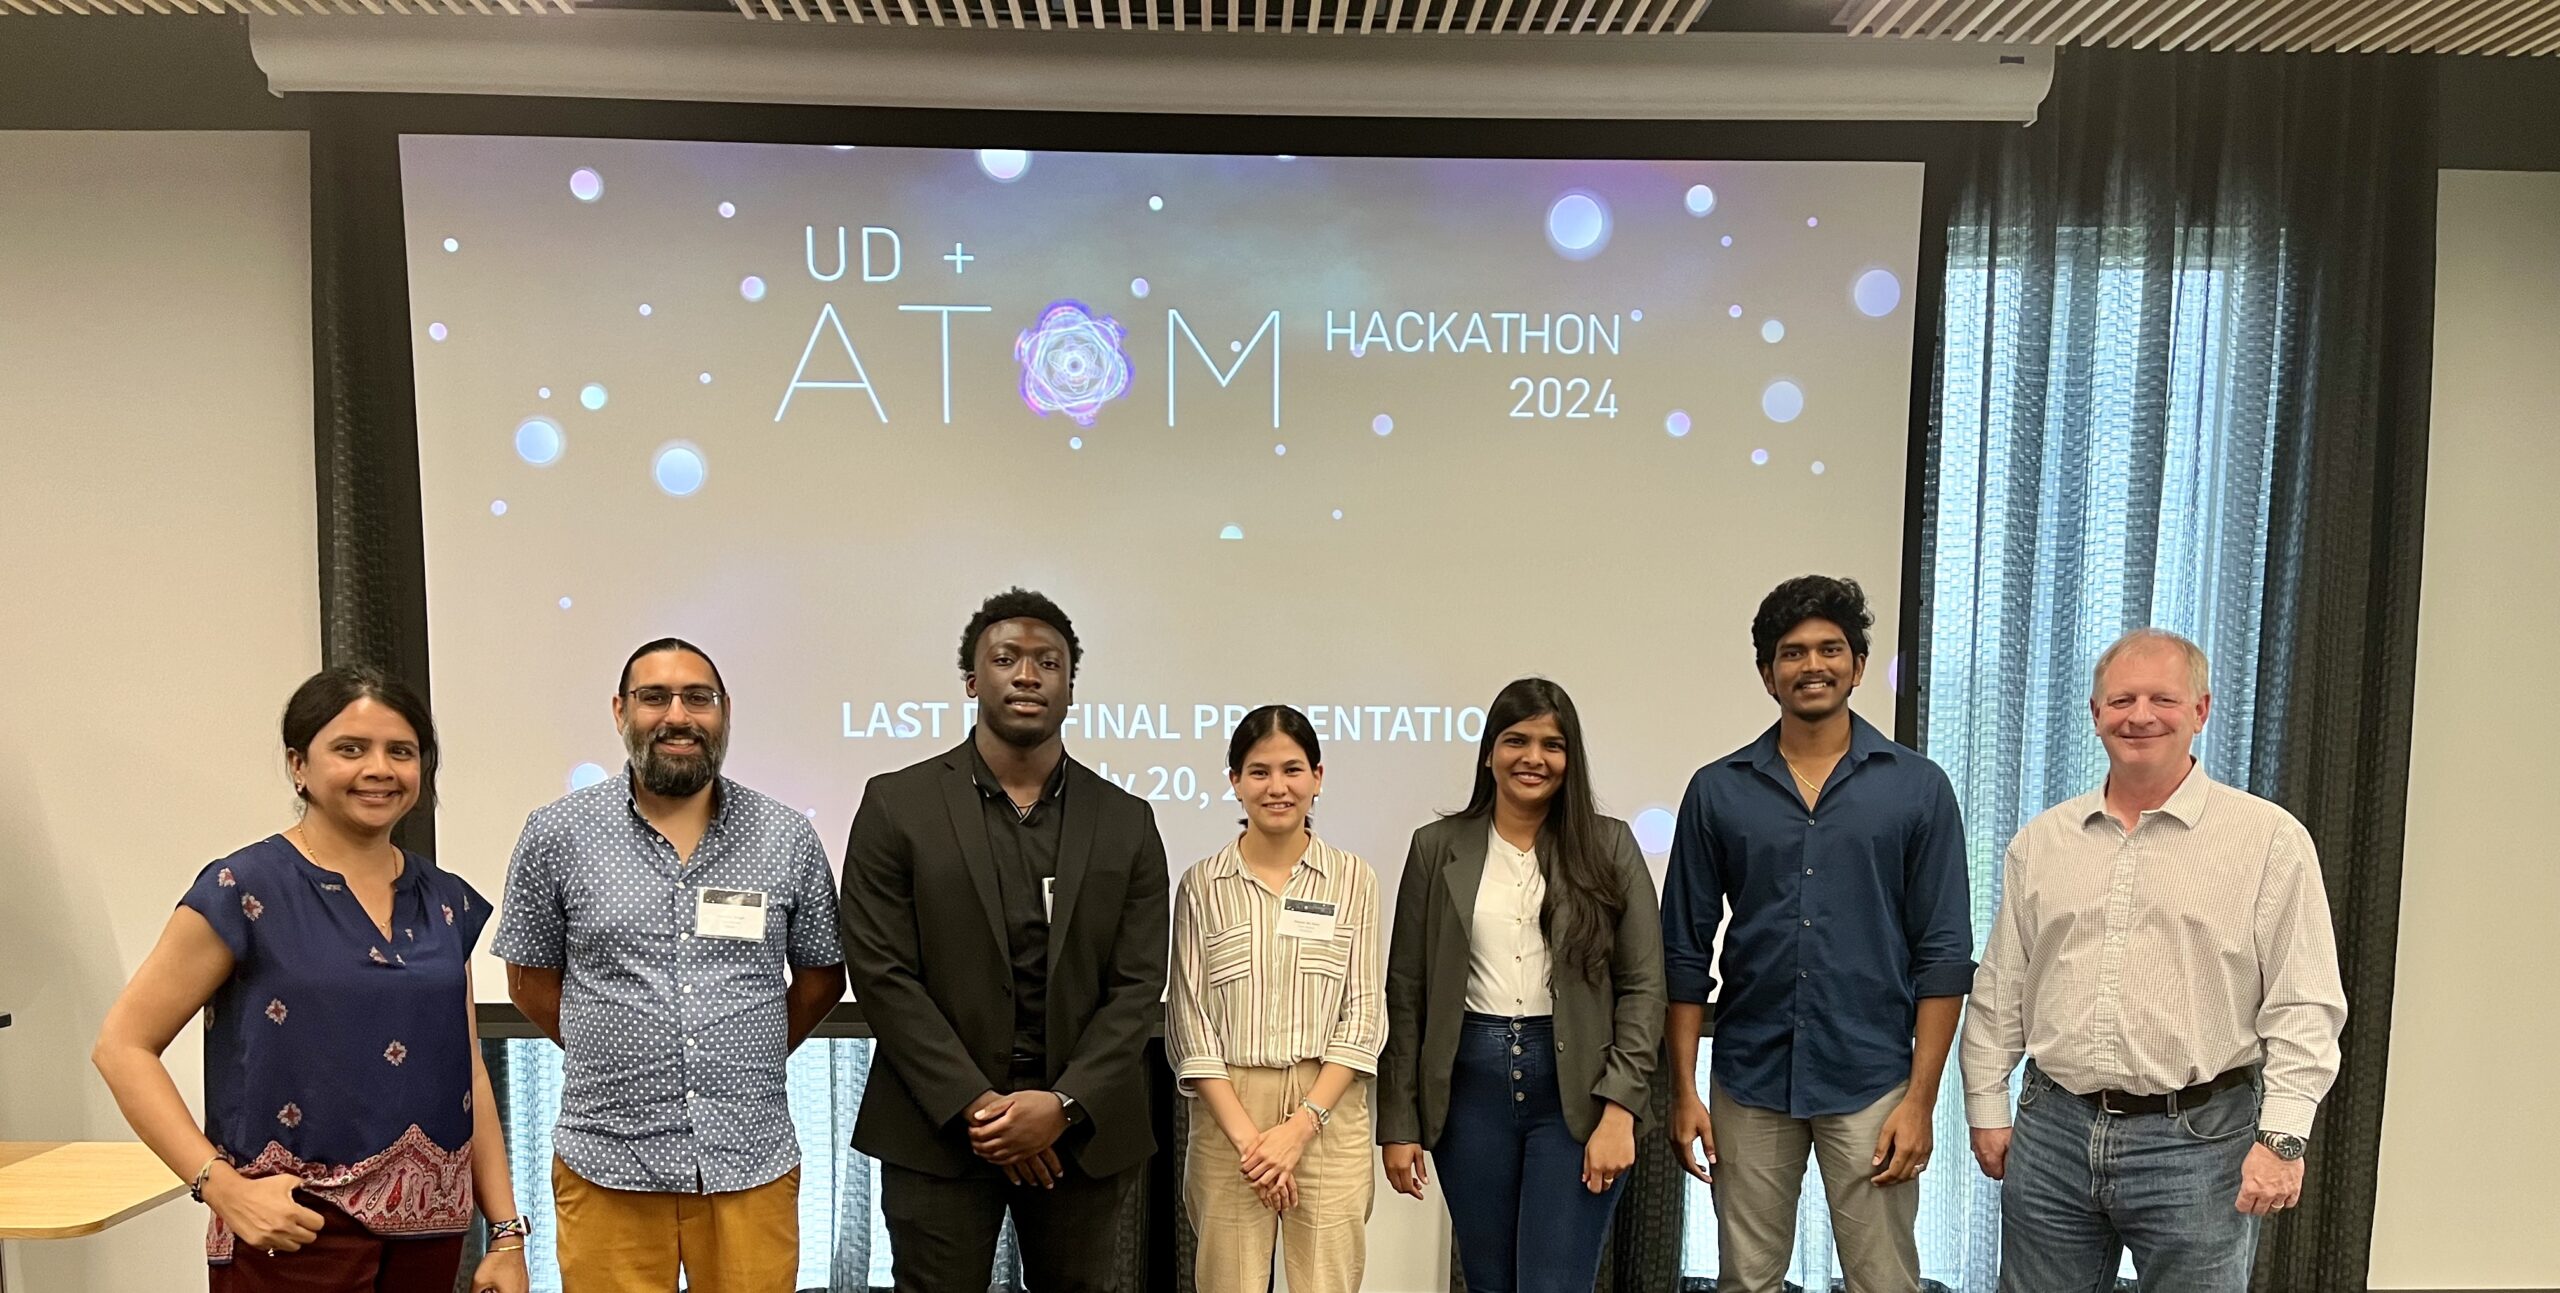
1377,677,1665,1293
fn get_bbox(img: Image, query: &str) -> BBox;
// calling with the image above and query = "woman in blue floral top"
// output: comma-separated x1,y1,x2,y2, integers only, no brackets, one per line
93,667,529,1293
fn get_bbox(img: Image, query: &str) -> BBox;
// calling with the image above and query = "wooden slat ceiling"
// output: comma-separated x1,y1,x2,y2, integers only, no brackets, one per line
1837,0,2560,55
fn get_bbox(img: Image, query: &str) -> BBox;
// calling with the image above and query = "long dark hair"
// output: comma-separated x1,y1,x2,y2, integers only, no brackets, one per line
1454,678,1622,984
280,665,440,812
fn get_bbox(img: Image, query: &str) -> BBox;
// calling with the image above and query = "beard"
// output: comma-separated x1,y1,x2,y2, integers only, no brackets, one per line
625,718,727,798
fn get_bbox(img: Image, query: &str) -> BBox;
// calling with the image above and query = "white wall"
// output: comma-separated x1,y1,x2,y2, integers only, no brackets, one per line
2367,168,2560,1291
0,130,318,1292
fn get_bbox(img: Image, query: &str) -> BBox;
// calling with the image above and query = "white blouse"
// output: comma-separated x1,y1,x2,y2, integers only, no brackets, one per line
1464,829,1553,1017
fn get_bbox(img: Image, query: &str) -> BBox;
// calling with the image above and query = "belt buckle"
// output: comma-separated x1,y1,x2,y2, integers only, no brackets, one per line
2097,1089,2130,1116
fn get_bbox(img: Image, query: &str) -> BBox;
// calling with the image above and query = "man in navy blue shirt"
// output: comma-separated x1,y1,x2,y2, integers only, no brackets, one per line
1661,576,1974,1293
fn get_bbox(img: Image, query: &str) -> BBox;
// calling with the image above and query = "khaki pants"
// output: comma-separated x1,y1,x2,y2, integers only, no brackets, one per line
1184,1062,1373,1293
1708,1080,1921,1293
551,1157,801,1293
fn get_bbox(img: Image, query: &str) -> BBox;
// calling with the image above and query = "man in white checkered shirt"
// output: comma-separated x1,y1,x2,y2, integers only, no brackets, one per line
1961,628,2347,1293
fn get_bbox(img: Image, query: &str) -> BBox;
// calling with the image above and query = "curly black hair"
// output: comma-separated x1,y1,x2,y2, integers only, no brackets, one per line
957,587,1082,680
1751,575,1873,670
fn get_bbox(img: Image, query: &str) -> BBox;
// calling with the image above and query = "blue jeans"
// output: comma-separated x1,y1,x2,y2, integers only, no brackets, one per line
1999,1063,2262,1293
1433,1014,1627,1293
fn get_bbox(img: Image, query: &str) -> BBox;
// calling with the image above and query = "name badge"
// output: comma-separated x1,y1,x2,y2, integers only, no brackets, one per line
695,888,768,941
1277,897,1338,941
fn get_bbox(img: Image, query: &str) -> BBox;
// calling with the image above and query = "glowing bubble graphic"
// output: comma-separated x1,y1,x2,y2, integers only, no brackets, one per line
1633,807,1676,855
558,597,573,610
490,500,508,516
1545,191,1611,260
740,276,766,302
653,442,708,497
1811,460,1827,475
1684,184,1717,217
538,387,552,399
1148,195,1164,211
638,304,653,317
978,149,1031,182
428,322,448,342
1751,448,1770,466
580,384,608,411
1219,524,1245,541
514,418,564,466
442,238,459,253
569,168,603,202
1332,509,1344,520
1372,414,1394,436
1069,436,1084,451
1666,410,1692,438
1274,444,1287,456
1630,309,1644,322
1130,277,1150,298
1807,216,1821,228
718,201,737,218
1729,304,1744,318
1762,319,1786,343
1854,268,1905,318
1229,340,1243,354
1015,301,1135,427
1721,235,1734,247
699,372,713,384
1763,381,1805,423
568,763,610,791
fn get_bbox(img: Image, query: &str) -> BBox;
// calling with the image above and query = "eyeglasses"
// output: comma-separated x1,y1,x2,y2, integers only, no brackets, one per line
626,686,723,711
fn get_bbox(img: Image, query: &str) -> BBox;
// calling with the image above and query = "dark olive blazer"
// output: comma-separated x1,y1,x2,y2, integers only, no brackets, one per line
1375,812,1665,1148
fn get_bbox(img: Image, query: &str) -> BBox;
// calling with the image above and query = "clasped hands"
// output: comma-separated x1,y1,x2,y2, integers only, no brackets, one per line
967,1089,1071,1188
1230,1108,1319,1212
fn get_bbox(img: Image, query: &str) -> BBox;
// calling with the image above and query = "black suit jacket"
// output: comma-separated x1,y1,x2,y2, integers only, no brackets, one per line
839,739,1170,1178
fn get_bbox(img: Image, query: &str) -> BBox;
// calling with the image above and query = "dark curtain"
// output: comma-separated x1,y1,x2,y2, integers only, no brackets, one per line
1923,47,2435,1293
309,103,438,856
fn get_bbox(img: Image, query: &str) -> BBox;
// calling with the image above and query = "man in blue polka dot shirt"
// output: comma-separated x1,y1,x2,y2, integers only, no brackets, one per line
496,637,847,1293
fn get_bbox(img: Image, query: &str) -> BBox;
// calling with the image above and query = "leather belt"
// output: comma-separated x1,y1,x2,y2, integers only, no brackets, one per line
2044,1062,2256,1116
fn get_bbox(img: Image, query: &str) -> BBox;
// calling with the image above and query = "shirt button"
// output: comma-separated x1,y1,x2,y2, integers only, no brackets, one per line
1800,970,1810,979
1512,1045,1522,1056
687,1090,697,1099
1805,868,1814,875
1512,1070,1523,1080
1514,1092,1525,1103
1801,918,1812,927
680,933,692,941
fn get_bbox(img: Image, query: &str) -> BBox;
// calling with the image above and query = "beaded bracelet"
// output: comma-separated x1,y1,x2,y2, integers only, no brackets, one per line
487,1216,533,1242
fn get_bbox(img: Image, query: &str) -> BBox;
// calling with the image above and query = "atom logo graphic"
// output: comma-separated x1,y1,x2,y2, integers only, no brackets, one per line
1016,301,1134,427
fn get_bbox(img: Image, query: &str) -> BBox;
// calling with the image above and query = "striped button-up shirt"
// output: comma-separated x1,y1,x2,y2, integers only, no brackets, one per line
1167,835,1386,1093
1961,762,2347,1139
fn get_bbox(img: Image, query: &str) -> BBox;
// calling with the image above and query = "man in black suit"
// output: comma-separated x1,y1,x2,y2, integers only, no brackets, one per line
840,588,1170,1292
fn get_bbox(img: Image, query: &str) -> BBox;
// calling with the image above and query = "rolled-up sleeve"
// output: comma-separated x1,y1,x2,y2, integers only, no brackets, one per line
1905,768,1978,999
1165,870,1228,1094
1660,771,1725,1006
1323,863,1386,1076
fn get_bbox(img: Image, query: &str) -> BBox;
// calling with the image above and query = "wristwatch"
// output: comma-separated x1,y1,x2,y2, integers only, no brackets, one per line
2255,1130,2307,1161
1052,1091,1087,1127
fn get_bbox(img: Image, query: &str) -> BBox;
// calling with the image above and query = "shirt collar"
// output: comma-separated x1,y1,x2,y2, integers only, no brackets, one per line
967,737,1069,806
1736,710,1898,777
1204,835,1331,881
620,764,733,835
2077,758,2213,828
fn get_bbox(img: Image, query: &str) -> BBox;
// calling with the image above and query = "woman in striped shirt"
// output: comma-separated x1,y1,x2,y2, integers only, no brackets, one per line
1166,705,1386,1293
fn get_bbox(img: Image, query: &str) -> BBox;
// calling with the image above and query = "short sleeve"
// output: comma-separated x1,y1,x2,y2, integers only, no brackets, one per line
489,812,568,968
177,855,258,965
785,820,846,969
451,874,495,956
